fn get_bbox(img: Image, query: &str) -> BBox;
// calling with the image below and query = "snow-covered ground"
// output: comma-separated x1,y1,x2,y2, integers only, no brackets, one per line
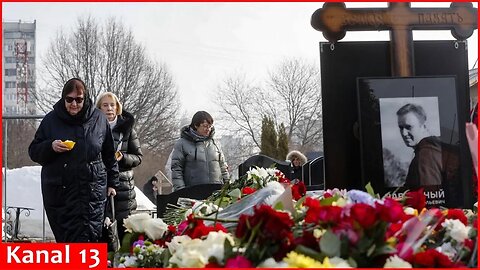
2,166,156,241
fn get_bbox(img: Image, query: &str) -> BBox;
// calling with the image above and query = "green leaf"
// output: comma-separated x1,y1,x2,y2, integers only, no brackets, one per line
365,182,376,197
319,230,341,257
347,257,358,268
295,245,325,261
273,201,284,210
228,188,242,199
319,196,338,206
224,238,235,259
371,244,397,257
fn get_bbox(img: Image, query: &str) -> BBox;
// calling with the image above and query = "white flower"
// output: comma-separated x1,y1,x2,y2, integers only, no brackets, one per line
347,190,377,206
258,258,288,268
121,255,138,267
436,242,457,259
384,255,412,268
144,218,169,240
167,235,192,255
329,257,352,268
168,238,208,267
256,167,269,178
203,231,235,262
169,248,207,268
123,213,152,233
442,219,470,243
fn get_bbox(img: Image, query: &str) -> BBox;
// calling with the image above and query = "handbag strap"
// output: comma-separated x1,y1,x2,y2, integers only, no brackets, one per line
110,195,116,220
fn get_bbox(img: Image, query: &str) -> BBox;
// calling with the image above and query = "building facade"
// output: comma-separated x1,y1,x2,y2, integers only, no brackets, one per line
2,20,36,115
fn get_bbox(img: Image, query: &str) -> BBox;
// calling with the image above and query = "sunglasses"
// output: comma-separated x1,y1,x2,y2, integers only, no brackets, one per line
65,96,84,103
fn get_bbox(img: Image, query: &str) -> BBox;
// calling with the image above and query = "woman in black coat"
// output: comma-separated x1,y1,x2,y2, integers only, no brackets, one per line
29,78,119,243
97,92,143,241
286,150,308,183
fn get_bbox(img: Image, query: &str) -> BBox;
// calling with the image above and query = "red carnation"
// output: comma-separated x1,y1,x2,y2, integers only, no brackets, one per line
445,209,468,225
405,188,426,212
413,249,454,268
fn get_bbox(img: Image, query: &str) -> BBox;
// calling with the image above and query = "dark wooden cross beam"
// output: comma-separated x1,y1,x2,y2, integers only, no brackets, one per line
311,2,477,77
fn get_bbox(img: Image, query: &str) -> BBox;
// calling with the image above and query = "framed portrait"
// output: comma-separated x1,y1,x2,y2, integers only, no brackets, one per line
357,76,473,208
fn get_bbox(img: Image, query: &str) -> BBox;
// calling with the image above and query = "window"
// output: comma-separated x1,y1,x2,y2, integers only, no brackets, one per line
5,69,16,76
5,82,16,88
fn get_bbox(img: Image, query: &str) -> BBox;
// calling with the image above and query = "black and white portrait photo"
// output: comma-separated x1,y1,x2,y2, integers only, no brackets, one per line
379,97,441,188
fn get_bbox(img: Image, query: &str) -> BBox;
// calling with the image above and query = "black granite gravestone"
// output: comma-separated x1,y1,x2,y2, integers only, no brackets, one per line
302,156,325,190
237,154,290,179
156,183,223,218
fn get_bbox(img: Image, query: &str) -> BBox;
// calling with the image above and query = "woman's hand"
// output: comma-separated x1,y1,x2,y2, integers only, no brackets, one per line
107,187,117,197
52,140,70,153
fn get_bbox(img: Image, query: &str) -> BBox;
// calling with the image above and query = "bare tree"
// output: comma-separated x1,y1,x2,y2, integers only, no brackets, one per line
267,58,322,150
33,16,180,153
214,73,263,149
214,58,322,154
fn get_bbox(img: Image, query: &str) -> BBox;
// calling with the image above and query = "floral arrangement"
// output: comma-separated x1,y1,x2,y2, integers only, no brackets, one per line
112,167,477,268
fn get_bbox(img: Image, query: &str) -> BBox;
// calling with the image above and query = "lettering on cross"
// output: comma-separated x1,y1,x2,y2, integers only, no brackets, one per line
311,2,477,76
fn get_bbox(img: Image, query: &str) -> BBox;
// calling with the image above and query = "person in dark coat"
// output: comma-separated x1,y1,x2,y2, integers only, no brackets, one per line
286,150,308,183
143,176,158,204
397,103,442,188
29,78,119,243
171,111,229,191
96,92,143,241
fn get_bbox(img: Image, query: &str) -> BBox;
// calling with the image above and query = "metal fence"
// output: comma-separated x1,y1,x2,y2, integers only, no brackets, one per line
2,114,45,242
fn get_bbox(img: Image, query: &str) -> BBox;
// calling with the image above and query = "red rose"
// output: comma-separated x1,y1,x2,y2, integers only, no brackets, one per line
376,198,405,223
241,186,257,196
291,181,306,200
305,205,343,225
350,203,377,229
304,197,320,208
405,188,426,212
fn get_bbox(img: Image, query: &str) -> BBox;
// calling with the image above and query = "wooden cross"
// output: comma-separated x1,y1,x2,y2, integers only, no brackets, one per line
311,2,477,77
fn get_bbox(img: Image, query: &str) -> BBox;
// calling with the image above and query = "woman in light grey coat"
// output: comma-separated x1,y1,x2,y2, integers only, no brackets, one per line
171,111,229,191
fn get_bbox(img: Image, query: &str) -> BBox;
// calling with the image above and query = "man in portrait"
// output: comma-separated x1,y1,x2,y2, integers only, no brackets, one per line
396,103,443,188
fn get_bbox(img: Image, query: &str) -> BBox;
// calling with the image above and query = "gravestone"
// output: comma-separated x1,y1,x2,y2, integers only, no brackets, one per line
238,154,325,190
156,183,223,218
311,2,477,208
237,154,290,178
302,156,325,190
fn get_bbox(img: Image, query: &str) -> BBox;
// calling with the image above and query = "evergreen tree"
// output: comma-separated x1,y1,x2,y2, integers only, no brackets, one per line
277,123,289,160
260,116,277,158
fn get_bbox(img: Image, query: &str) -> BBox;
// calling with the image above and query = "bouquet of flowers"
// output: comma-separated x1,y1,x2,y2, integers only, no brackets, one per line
112,167,477,268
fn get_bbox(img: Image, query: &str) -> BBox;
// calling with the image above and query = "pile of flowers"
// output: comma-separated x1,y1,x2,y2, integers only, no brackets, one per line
112,167,477,268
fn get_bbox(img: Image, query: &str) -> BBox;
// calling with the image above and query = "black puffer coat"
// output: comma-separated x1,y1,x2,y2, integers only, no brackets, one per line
29,98,119,243
171,126,229,191
111,110,142,224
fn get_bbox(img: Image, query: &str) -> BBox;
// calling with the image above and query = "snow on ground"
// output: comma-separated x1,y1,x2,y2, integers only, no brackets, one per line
2,166,155,241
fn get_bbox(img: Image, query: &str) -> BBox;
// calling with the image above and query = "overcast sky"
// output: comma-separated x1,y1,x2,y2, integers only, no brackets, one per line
3,2,478,116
